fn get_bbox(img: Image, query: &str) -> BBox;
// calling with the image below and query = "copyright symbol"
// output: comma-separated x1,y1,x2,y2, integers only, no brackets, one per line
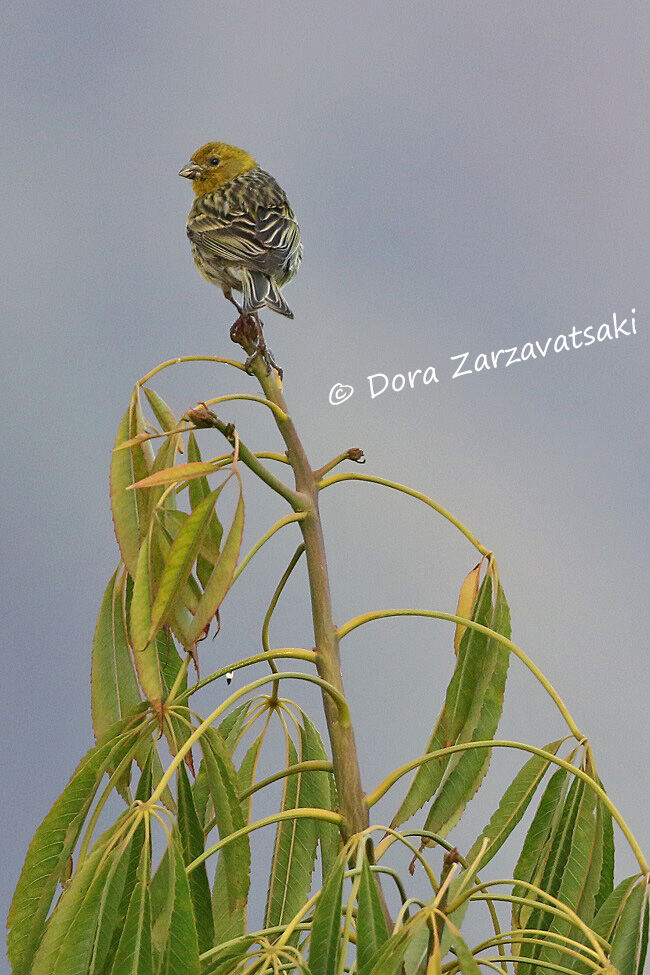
329,383,354,406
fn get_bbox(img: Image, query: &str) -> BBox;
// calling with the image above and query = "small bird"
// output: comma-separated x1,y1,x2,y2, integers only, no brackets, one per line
179,142,302,323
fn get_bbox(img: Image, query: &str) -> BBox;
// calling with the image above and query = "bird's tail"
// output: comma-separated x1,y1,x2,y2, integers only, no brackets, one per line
242,271,294,319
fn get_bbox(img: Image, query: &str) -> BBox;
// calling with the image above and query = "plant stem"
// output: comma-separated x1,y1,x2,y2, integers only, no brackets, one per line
242,352,370,842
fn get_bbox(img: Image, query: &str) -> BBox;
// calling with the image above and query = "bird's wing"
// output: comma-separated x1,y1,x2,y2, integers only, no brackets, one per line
188,198,300,276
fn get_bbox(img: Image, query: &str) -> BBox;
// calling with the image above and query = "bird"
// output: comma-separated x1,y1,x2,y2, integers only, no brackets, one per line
179,142,302,323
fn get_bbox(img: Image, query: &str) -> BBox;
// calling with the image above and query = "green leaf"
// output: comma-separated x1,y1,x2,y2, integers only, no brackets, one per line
309,851,346,975
264,729,321,934
511,765,568,928
129,534,164,707
200,726,251,927
357,854,389,975
177,762,214,953
142,386,181,447
160,833,201,975
568,875,641,973
185,486,244,645
610,881,648,975
30,837,119,975
90,568,142,754
109,842,153,975
368,914,428,975
7,716,145,975
596,791,615,914
149,488,220,640
446,924,481,975
392,575,496,828
110,397,151,574
150,845,174,969
423,581,511,837
300,713,340,884
212,733,264,944
466,739,562,873
537,775,601,971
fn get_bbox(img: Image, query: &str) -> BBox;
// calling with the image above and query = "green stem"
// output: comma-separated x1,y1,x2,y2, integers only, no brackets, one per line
337,609,584,740
138,354,245,386
175,649,316,702
149,672,350,805
238,760,333,800
366,739,648,874
233,512,306,584
318,472,489,556
201,392,288,422
187,807,343,873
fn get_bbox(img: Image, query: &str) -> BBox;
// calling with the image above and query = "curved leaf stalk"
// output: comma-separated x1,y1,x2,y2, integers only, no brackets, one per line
177,649,317,701
366,739,649,874
318,472,490,557
233,511,307,585
201,393,288,422
262,544,306,694
188,807,343,874
150,671,350,806
337,609,584,741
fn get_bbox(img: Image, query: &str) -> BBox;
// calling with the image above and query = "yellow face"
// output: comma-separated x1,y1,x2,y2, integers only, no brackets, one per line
179,141,258,194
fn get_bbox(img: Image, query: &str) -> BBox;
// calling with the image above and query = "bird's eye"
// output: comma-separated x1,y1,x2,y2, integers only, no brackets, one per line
209,156,220,166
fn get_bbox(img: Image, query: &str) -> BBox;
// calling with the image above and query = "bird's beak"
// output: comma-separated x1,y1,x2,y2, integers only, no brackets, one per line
178,162,203,180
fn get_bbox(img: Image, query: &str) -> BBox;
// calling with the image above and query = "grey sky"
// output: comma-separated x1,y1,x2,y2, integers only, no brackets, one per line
2,0,648,959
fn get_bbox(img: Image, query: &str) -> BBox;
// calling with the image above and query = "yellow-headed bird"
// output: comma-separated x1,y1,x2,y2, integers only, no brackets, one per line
179,142,302,320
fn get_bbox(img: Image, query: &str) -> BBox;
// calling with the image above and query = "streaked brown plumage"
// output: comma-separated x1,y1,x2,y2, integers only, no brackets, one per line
179,142,302,319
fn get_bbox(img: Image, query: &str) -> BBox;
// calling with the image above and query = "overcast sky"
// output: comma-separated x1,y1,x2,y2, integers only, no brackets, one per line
2,0,648,960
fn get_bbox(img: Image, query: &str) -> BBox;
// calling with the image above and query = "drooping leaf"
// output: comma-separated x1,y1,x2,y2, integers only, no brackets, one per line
392,575,496,828
30,837,120,975
149,488,220,641
142,386,184,456
150,845,175,970
610,881,648,975
212,732,264,944
91,570,142,735
300,713,339,883
185,485,244,645
109,841,153,975
129,534,164,708
177,762,214,953
423,580,511,837
131,461,222,491
367,913,428,975
160,832,201,975
309,851,346,975
200,726,251,929
110,396,151,574
511,765,568,929
445,922,482,975
454,560,482,654
537,775,602,972
357,854,390,975
596,787,615,914
7,715,146,975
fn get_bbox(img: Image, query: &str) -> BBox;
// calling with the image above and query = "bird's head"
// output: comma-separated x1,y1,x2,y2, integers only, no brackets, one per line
179,142,258,194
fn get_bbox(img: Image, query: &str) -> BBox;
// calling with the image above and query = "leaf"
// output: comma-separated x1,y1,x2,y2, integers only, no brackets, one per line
465,739,562,873
7,715,145,975
200,726,251,927
185,485,245,644
568,875,641,974
187,432,223,553
596,790,615,914
212,733,264,944
309,851,346,975
129,535,164,708
423,580,511,837
537,774,601,972
446,924,481,975
150,845,175,969
511,765,568,928
392,575,496,827
109,842,153,975
29,838,119,975
160,832,201,975
300,713,339,884
454,561,481,654
357,854,389,975
142,386,184,455
367,914,428,975
177,762,214,953
264,726,323,935
110,397,151,574
610,881,648,975
149,488,221,641
130,461,222,491
91,569,142,742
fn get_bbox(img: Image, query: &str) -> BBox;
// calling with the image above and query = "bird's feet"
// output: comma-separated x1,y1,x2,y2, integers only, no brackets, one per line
230,313,283,380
